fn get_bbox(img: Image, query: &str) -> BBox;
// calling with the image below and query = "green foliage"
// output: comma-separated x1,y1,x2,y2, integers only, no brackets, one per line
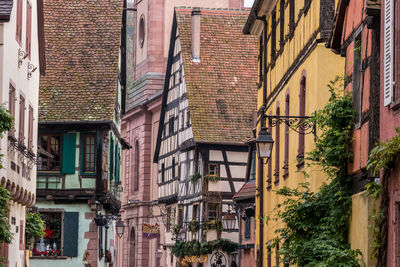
0,187,12,244
188,220,200,233
367,128,400,175
25,212,45,248
270,78,361,266
171,239,237,258
204,175,220,183
173,224,182,236
204,219,223,233
190,172,201,183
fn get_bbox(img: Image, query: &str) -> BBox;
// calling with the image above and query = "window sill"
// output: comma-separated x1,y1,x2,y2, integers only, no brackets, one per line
30,256,68,260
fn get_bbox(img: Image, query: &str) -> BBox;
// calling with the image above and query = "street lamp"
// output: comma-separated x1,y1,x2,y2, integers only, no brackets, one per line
256,127,274,161
116,219,125,238
223,208,236,231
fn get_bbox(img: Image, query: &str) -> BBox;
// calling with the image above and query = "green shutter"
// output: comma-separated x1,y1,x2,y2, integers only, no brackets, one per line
115,144,120,183
109,136,114,180
61,133,76,174
63,212,79,257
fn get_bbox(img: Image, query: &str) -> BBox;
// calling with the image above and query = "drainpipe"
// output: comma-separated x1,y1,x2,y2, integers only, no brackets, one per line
255,15,267,267
236,205,242,266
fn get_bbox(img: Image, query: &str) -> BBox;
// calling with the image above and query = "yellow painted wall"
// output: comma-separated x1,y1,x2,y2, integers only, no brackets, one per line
252,1,346,266
349,191,378,267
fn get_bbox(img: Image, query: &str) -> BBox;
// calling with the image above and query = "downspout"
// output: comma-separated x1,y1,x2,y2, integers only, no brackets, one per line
236,205,242,266
256,15,268,267
120,0,127,115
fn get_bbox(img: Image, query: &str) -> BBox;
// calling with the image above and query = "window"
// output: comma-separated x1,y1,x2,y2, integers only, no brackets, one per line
267,116,272,190
186,109,191,127
19,220,24,250
268,246,272,267
16,0,22,44
395,0,400,101
166,207,171,231
139,14,145,48
275,244,280,266
33,212,62,257
169,116,174,135
298,76,306,167
32,212,79,257
207,203,219,220
289,0,295,34
172,157,175,179
178,207,183,225
8,84,16,135
274,106,280,185
244,217,251,239
353,35,362,126
280,0,285,50
19,95,25,143
82,134,95,174
26,1,32,59
37,134,61,172
284,94,289,178
28,106,33,150
192,204,199,220
250,150,256,180
134,141,139,191
271,8,277,61
208,164,218,176
161,163,165,183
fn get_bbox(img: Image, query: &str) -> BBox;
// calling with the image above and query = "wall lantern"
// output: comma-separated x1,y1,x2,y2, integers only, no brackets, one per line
116,219,125,238
256,127,274,161
223,208,236,231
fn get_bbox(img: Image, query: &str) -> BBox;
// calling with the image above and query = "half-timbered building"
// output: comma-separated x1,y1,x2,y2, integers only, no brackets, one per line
31,1,126,267
154,7,257,267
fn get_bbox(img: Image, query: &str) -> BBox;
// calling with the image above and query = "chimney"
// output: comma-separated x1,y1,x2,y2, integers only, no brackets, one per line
191,7,201,63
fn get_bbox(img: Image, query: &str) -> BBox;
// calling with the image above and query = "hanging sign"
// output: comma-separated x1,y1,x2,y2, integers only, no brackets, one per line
142,223,159,239
180,255,208,266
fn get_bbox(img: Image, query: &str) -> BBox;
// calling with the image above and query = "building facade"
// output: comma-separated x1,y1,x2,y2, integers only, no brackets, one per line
118,1,251,267
30,1,125,267
381,0,400,266
329,0,381,265
244,0,344,266
0,0,44,266
153,7,257,267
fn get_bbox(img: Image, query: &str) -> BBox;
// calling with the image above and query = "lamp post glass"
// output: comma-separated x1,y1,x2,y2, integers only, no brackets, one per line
223,213,236,231
256,128,274,160
116,219,125,238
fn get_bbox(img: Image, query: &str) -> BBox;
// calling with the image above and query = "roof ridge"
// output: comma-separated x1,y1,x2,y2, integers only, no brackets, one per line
175,6,250,12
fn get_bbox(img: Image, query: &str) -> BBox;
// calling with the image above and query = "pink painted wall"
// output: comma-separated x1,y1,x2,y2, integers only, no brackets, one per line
381,0,400,265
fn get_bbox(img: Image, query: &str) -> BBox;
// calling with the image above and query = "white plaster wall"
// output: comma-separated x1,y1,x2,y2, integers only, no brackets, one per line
226,151,248,163
0,0,39,198
209,150,223,162
7,201,26,267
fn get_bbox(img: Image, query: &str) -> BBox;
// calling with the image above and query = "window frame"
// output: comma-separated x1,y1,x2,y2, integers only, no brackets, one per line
274,105,280,185
19,95,25,143
37,133,62,173
244,217,251,240
16,0,22,45
25,1,32,59
207,202,220,221
28,105,33,150
208,163,219,176
8,84,16,136
80,133,96,176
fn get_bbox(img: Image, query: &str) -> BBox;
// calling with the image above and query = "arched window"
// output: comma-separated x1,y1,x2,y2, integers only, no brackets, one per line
274,106,280,185
134,141,139,191
267,113,272,191
284,92,289,179
298,75,306,168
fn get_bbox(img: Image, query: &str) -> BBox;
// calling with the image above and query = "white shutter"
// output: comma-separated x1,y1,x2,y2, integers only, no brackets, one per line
384,0,394,106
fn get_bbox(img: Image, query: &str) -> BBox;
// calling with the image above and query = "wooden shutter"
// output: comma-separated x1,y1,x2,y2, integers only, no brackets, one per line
63,212,79,257
384,0,394,106
115,144,120,183
28,106,33,150
18,95,25,142
61,133,76,174
109,136,114,180
26,2,32,58
16,0,22,44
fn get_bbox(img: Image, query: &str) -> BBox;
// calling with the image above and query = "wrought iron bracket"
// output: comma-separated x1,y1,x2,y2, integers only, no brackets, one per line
265,115,316,136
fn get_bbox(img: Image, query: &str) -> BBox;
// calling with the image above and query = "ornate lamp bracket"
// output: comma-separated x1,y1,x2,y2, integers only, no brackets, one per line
27,62,37,80
18,48,27,68
265,115,316,136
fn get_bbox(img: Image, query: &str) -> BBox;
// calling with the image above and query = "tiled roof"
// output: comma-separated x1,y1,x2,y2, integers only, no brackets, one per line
176,8,258,144
0,0,13,22
39,0,123,122
233,180,256,201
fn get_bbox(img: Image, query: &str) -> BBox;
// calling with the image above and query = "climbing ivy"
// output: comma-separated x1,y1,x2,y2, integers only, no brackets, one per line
171,238,237,258
269,77,362,266
25,212,45,248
